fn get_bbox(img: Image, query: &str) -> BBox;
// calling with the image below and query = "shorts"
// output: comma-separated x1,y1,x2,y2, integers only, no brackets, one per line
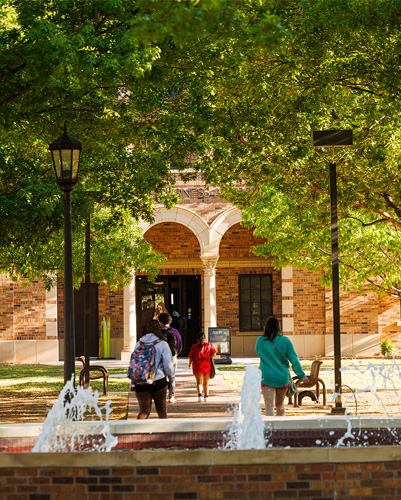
134,377,168,393
261,383,290,390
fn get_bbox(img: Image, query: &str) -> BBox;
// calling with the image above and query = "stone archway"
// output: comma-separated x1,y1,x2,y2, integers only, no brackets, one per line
141,206,210,255
122,206,244,358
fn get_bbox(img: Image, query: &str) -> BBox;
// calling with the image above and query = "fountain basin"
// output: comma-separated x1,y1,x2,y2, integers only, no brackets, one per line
2,415,401,451
2,417,401,499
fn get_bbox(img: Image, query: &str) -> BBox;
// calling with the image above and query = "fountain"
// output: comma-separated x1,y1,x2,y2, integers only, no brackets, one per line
224,364,266,449
32,378,117,453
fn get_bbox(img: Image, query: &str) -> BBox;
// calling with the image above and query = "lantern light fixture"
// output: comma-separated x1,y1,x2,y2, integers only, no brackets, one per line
49,123,82,191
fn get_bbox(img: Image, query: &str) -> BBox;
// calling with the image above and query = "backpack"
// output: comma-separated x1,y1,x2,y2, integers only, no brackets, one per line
164,327,177,356
127,339,161,385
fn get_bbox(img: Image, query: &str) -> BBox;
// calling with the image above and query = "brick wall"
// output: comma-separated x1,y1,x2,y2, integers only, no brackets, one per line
293,268,326,336
219,224,270,260
0,274,46,340
1,461,401,499
0,274,13,340
325,287,379,336
378,295,401,350
145,223,201,259
217,224,278,336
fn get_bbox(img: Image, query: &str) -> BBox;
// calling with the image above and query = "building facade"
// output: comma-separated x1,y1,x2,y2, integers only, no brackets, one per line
1,173,401,363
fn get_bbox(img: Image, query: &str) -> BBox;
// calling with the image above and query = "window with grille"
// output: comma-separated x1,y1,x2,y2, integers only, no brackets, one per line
239,274,272,331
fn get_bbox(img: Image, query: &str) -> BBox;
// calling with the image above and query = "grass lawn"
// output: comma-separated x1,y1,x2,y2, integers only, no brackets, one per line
2,357,401,424
0,364,129,425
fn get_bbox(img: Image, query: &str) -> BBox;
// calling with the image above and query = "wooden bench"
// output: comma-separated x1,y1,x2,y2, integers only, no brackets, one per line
289,359,327,408
77,356,109,396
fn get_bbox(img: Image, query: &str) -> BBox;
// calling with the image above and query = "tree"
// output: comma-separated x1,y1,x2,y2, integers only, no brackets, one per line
0,0,265,286
133,0,401,298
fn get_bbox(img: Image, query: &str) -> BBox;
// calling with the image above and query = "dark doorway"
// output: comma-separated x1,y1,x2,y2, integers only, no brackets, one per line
136,275,201,357
74,283,99,357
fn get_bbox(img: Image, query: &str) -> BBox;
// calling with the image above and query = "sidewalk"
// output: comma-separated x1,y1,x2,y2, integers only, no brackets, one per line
127,359,240,419
126,358,338,419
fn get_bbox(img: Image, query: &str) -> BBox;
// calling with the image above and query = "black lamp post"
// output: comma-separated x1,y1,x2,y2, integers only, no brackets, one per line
49,124,82,385
312,129,352,414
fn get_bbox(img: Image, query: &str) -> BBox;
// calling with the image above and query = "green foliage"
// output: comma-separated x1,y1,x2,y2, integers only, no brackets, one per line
0,0,253,285
5,0,401,300
380,339,397,357
136,0,401,298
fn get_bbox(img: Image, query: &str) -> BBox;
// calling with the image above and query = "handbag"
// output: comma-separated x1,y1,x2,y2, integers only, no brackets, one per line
270,341,297,398
210,348,216,379
286,377,297,397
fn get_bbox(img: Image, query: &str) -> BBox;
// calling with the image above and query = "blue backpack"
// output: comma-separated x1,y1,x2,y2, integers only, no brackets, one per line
127,339,161,385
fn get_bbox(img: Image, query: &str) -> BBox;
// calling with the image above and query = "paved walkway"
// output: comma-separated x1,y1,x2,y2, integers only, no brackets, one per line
127,359,240,419
126,358,338,419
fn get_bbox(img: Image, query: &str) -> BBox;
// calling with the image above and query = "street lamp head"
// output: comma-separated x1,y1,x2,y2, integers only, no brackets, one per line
311,130,353,148
49,123,82,191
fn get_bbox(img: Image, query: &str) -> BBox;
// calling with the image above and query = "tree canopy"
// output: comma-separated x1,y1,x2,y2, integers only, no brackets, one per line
4,0,401,298
0,0,256,286
136,0,401,298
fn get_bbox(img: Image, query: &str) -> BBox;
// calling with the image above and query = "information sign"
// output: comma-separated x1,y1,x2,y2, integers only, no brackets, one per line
208,327,231,355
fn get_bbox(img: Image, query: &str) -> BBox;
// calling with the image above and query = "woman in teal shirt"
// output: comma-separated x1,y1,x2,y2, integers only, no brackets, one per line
255,316,309,416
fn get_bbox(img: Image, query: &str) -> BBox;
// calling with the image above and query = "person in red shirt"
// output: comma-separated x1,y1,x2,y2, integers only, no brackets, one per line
188,332,216,402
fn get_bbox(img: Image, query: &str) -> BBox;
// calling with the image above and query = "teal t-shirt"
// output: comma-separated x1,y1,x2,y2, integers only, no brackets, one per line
255,333,305,388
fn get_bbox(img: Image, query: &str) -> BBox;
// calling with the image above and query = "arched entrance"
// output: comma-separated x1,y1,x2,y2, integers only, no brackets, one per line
140,220,203,356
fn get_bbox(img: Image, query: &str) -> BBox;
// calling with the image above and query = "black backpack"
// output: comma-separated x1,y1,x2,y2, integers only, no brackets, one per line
164,327,177,356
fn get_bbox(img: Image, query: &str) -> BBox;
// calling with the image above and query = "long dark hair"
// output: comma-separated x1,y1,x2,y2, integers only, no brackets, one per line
197,332,206,344
263,316,281,342
146,319,166,341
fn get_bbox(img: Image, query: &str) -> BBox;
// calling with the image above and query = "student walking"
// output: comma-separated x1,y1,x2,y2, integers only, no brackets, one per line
128,319,174,419
255,316,308,416
188,332,216,402
153,302,167,320
159,312,182,403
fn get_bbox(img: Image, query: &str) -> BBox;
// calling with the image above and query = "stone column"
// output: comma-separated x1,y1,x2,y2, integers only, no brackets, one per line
44,279,59,364
121,271,137,361
281,266,294,334
45,281,58,339
202,257,219,339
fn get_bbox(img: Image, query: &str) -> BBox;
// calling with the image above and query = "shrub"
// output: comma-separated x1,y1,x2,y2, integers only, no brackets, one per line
380,338,397,357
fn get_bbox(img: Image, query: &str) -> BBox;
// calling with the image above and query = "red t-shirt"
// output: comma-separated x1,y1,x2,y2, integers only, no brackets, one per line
188,342,216,374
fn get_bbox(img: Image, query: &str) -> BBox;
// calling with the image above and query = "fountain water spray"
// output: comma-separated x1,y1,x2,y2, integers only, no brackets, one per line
32,378,117,452
225,364,266,449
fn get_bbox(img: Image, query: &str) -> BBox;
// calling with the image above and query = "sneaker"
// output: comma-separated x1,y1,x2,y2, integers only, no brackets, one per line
168,396,176,404
198,394,202,402
204,396,208,402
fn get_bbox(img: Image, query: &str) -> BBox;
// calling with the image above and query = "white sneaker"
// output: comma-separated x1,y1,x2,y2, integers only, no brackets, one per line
168,396,176,403
204,396,208,402
198,395,202,402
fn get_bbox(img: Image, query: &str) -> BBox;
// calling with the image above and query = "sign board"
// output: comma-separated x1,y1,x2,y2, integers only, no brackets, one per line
311,130,353,147
208,327,231,355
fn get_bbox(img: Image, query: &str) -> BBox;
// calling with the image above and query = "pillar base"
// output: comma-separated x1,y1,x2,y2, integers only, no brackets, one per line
120,348,133,362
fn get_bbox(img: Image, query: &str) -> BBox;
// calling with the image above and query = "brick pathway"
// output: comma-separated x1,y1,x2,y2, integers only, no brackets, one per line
128,372,239,419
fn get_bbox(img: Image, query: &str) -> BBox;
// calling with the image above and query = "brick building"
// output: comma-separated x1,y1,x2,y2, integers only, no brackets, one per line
1,173,401,363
